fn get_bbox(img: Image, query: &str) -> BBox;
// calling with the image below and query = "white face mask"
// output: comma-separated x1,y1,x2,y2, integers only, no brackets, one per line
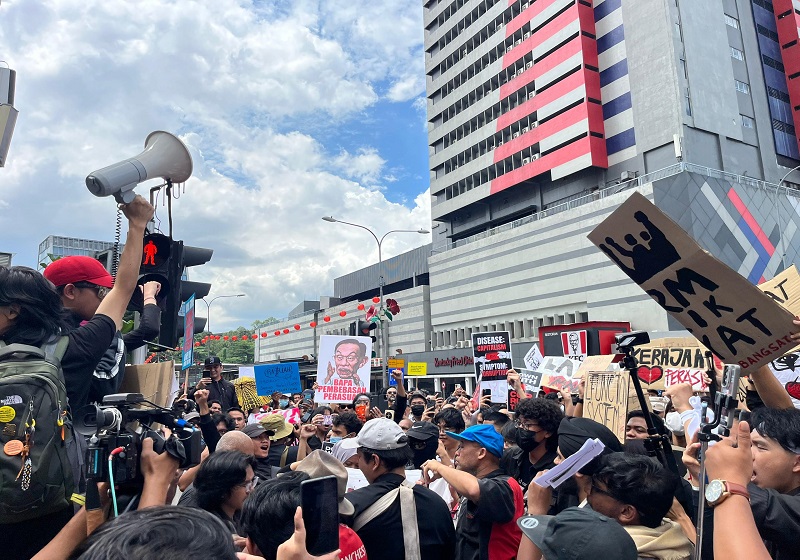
665,411,684,435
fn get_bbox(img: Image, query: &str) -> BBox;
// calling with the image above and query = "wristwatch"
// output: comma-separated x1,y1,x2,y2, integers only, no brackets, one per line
705,479,750,507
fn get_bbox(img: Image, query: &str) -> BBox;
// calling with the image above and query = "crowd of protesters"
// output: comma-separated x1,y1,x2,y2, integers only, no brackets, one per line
1,195,799,560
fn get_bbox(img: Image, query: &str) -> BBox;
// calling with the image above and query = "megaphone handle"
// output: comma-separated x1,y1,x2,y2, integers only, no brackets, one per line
114,188,137,205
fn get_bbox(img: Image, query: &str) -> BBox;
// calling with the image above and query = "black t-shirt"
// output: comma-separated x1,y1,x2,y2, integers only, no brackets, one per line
347,472,456,560
517,448,557,495
454,470,524,560
62,314,117,413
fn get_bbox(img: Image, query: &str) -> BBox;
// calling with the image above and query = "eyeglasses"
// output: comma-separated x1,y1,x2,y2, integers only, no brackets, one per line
73,282,109,299
514,420,543,433
334,353,363,363
238,476,259,492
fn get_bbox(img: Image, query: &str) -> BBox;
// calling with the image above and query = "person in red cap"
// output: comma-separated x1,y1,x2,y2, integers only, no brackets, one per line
44,255,162,404
0,194,154,560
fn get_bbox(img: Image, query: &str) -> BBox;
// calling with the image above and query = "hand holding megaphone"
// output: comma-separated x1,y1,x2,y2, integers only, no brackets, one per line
86,131,193,203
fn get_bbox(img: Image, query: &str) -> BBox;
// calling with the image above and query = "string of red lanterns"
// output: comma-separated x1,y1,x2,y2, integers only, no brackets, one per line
190,297,398,346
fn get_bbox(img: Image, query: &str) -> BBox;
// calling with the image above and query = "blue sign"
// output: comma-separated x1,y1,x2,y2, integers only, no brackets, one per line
181,294,195,370
254,362,302,396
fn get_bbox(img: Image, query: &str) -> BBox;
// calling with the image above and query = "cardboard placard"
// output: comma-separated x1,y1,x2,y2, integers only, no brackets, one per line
583,369,640,443
575,355,616,378
629,338,716,391
254,362,301,396
119,361,176,408
536,356,582,393
759,265,800,316
588,191,797,374
315,336,372,403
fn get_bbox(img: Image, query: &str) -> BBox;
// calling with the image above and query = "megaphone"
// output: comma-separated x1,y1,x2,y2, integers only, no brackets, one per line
86,130,193,204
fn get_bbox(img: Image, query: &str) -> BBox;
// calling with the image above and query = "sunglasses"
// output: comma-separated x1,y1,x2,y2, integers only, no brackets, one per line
73,281,110,299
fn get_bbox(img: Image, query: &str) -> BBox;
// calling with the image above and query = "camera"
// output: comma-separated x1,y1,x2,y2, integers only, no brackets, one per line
614,330,650,353
75,393,203,489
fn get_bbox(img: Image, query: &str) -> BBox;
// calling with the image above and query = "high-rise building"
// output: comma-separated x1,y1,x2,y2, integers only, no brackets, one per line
37,235,119,269
424,0,800,248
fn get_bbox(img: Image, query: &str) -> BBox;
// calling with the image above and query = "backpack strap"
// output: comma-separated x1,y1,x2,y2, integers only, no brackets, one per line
279,445,290,468
353,479,421,560
43,336,69,365
0,343,46,361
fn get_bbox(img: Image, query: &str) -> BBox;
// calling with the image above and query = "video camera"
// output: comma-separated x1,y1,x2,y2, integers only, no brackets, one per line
75,393,203,489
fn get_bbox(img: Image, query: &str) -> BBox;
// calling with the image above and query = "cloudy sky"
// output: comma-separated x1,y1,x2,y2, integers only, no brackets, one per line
1,0,432,331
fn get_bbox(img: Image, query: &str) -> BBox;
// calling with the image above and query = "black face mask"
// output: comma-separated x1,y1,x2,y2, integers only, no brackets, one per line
411,438,439,469
410,405,426,418
516,428,543,453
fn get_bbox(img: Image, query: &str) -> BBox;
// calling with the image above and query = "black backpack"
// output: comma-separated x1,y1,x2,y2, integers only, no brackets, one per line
0,337,74,523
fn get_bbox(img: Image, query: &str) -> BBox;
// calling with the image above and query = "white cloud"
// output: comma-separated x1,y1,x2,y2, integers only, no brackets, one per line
0,0,431,331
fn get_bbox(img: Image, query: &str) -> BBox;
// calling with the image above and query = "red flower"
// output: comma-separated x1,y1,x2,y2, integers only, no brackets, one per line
386,299,400,315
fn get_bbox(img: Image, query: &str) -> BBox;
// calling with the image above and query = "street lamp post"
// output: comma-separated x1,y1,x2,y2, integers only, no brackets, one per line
776,165,800,272
200,293,246,333
322,216,429,388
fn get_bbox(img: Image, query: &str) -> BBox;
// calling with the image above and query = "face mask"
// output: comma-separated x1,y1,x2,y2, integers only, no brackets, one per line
410,405,425,418
516,428,543,453
412,438,439,469
665,411,684,435
329,436,343,444
279,399,289,408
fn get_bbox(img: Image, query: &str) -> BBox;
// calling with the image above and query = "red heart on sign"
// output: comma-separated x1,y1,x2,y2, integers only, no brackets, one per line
637,366,663,385
785,379,800,400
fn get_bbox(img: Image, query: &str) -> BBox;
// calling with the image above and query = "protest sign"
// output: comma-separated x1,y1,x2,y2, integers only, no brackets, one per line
768,351,800,409
388,358,405,386
472,331,512,403
575,355,616,377
408,362,427,376
588,191,797,374
315,335,372,403
524,343,544,371
517,368,543,392
120,361,175,408
536,356,582,393
583,369,640,442
759,265,800,316
629,338,718,391
254,362,301,396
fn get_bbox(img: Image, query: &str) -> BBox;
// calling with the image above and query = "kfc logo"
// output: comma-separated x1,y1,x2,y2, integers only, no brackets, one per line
560,330,588,361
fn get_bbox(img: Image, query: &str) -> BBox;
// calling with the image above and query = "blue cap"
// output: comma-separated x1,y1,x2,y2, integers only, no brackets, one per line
445,424,504,458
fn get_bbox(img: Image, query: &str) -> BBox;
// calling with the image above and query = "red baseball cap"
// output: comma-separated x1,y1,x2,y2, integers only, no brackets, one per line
43,256,114,289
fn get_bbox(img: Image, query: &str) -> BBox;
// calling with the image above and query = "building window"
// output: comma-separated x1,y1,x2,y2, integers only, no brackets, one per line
735,80,750,94
724,14,739,28
742,115,754,128
730,47,744,60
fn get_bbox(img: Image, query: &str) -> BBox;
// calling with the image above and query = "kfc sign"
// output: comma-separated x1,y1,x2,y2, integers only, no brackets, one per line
561,330,588,361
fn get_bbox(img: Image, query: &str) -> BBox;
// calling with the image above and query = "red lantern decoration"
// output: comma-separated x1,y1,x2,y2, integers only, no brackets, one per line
222,336,227,341
261,332,268,338
372,296,380,303
339,310,347,317
195,342,200,347
323,316,331,322
294,324,300,330
251,334,258,340
275,330,281,336
357,303,365,311
283,328,290,334
232,336,238,341
310,321,317,328
174,347,180,351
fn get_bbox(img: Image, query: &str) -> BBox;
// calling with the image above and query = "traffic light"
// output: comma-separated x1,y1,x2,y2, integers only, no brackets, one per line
160,242,214,348
131,233,173,311
348,321,357,336
358,320,377,344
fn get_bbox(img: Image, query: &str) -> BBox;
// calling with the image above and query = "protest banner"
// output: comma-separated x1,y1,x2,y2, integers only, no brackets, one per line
120,361,176,408
523,343,544,371
315,335,372,403
408,362,427,376
254,362,301,396
536,356,582,393
588,191,797,374
583,369,641,442
472,331,512,403
628,338,719,391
